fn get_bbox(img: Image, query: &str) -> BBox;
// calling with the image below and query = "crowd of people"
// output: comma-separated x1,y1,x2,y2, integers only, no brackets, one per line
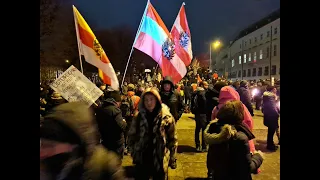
40,70,280,180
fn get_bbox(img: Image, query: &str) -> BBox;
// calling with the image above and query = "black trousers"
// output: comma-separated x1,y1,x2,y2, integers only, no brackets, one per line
267,126,277,147
255,98,262,110
124,116,133,149
135,164,167,180
195,114,207,148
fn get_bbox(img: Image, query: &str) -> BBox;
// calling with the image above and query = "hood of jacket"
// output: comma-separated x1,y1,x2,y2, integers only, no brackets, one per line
138,87,162,113
218,86,240,106
204,122,237,145
161,76,174,92
204,121,255,145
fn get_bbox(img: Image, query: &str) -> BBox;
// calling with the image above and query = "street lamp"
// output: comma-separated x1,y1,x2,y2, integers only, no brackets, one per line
65,60,70,63
209,40,222,72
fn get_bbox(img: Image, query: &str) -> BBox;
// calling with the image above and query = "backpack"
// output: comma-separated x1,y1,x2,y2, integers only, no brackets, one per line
120,96,133,117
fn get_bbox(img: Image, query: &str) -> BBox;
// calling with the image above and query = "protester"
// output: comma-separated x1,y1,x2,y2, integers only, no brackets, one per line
128,87,178,180
40,102,125,180
204,100,264,180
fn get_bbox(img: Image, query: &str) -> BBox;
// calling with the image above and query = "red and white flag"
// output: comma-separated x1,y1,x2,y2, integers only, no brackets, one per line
162,2,192,84
73,5,119,90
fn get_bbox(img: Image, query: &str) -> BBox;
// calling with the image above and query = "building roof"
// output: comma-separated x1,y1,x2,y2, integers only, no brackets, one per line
231,8,280,46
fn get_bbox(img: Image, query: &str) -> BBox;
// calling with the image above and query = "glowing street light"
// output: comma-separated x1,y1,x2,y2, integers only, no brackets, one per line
209,40,222,71
212,40,221,50
65,60,70,63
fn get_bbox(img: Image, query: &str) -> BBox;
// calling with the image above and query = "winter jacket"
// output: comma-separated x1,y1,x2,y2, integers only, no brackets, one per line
128,88,178,174
204,121,263,180
95,98,127,157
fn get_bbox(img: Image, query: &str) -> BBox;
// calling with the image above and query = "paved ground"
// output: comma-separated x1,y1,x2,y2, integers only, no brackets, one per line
123,110,280,179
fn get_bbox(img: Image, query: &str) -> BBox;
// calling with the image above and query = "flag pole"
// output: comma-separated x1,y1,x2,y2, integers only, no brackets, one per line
121,0,149,87
73,5,84,74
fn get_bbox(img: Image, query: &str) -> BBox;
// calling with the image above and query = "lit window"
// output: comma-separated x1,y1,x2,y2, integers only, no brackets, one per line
244,54,246,63
232,59,234,67
239,56,242,64
248,53,251,61
254,52,257,62
259,49,263,59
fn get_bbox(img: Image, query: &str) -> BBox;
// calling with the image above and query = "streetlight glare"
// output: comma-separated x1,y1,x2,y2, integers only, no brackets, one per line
65,60,70,63
213,40,221,49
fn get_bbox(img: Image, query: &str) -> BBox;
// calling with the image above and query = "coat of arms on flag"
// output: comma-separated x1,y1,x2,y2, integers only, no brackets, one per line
93,39,103,59
179,31,190,48
162,38,175,60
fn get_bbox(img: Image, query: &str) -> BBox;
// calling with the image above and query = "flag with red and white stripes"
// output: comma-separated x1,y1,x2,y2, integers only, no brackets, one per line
161,2,192,84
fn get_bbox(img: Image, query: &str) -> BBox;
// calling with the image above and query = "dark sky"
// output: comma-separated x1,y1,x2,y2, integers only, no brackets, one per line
73,0,279,56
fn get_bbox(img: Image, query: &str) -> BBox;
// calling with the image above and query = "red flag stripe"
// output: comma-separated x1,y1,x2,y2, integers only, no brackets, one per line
77,24,110,64
171,27,191,66
161,56,183,85
179,6,190,35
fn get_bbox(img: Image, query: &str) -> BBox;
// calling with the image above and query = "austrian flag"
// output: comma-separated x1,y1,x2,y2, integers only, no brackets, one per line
162,2,193,84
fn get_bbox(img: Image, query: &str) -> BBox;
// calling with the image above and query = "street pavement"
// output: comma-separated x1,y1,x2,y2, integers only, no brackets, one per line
123,110,280,180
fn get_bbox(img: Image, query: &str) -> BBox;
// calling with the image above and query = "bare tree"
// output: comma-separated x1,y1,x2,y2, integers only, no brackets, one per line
40,0,79,67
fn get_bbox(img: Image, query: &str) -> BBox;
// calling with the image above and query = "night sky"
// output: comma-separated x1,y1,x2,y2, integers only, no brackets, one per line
73,0,280,56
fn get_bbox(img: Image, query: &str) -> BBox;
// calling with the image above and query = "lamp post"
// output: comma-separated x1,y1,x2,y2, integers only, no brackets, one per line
209,40,221,72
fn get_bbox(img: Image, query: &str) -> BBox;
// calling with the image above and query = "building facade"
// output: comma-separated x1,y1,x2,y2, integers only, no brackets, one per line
216,9,280,81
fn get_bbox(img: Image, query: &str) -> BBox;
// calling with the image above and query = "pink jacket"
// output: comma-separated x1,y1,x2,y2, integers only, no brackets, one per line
212,86,253,130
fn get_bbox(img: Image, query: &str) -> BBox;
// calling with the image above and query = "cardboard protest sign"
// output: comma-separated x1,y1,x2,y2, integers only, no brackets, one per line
50,65,103,107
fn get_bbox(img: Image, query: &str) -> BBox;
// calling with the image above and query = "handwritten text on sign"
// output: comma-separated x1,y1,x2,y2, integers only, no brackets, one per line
50,65,103,107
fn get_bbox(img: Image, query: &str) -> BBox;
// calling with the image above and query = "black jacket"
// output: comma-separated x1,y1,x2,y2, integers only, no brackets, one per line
205,85,220,121
204,121,263,180
160,76,185,121
193,87,207,115
95,98,127,154
237,84,254,116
